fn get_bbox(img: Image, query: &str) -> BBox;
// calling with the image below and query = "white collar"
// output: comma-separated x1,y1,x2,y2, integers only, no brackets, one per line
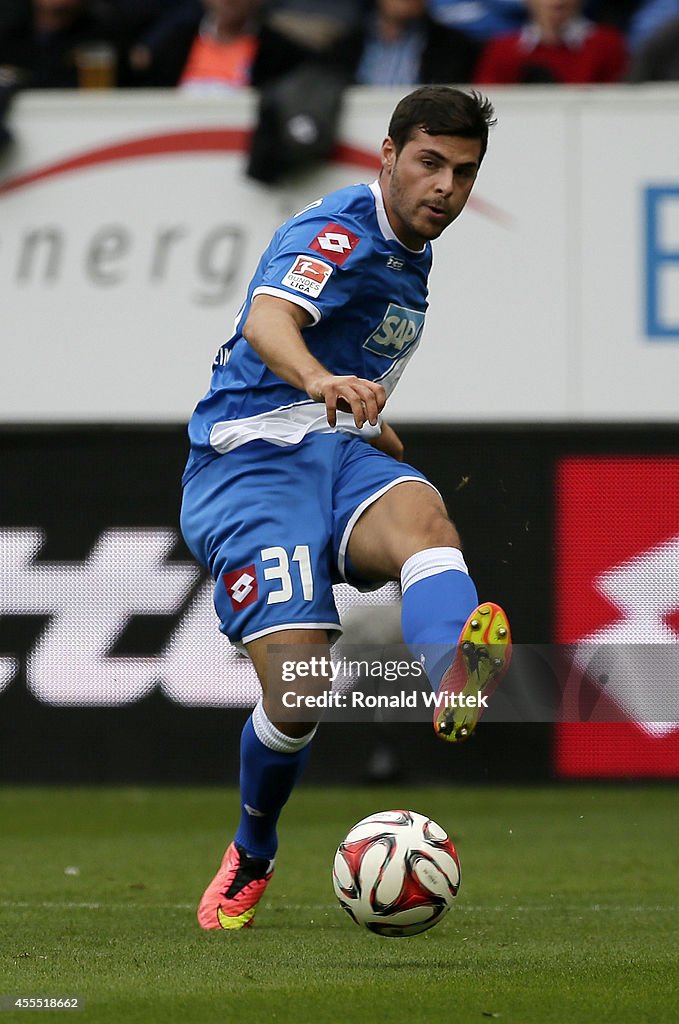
520,16,593,52
369,179,425,254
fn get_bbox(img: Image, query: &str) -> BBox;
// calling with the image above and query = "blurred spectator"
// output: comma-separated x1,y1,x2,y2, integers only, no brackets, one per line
428,0,527,40
179,0,261,92
475,0,628,83
108,0,202,86
0,1,28,150
626,0,679,51
247,1,363,183
251,0,363,86
584,1,643,35
628,14,679,78
0,65,20,153
0,0,122,88
355,0,480,86
0,0,30,40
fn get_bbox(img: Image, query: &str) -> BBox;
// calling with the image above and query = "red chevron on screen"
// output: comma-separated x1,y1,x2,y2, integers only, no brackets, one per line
554,456,679,777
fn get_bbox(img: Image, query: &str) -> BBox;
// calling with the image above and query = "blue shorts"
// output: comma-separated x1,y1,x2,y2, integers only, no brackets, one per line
180,433,429,645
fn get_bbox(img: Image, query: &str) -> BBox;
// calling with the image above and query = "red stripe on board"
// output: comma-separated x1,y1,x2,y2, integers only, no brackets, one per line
328,142,380,172
0,128,252,196
0,127,510,225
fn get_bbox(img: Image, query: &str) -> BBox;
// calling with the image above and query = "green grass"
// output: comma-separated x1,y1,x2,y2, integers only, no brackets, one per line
1,785,678,1024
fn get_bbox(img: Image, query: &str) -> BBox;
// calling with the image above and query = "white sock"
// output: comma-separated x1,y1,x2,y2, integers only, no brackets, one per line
401,546,469,593
252,699,317,753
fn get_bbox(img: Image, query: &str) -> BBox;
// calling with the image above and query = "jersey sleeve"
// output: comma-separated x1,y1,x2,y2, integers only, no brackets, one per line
252,211,369,324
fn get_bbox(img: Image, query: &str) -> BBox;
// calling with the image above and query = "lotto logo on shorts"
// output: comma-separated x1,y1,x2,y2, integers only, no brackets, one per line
282,256,333,298
310,223,360,266
223,564,259,611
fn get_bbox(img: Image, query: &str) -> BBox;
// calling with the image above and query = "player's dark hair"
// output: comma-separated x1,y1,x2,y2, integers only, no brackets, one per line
387,86,496,164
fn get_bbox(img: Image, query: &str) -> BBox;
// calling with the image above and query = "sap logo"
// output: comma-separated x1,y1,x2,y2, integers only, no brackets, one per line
363,303,425,359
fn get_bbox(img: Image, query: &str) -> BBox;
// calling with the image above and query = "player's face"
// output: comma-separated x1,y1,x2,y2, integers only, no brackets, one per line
380,130,482,249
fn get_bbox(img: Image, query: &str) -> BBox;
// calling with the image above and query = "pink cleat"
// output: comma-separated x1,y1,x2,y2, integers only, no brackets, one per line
197,841,274,930
433,603,512,743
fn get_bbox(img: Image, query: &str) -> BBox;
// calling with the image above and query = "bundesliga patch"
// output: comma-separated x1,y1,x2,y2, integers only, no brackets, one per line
282,255,333,298
223,564,259,612
309,223,360,266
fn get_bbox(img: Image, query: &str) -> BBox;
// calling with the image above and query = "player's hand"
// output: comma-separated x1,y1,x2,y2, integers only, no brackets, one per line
307,375,386,429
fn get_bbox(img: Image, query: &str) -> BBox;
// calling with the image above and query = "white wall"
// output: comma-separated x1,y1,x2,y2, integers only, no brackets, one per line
1,86,678,423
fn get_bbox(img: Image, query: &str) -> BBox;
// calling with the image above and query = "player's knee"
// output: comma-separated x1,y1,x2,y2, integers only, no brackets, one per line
387,507,462,574
265,684,324,737
264,658,332,738
413,506,461,552
433,517,461,550
267,715,319,740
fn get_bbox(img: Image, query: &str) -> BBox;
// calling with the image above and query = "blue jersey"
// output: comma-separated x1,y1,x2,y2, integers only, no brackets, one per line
184,180,432,483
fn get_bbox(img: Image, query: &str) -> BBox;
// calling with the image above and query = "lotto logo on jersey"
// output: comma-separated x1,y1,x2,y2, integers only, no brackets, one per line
282,256,333,298
364,303,426,359
223,564,259,612
310,223,360,266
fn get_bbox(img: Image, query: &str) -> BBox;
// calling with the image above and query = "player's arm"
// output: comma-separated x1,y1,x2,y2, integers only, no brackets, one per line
243,293,386,430
370,421,404,462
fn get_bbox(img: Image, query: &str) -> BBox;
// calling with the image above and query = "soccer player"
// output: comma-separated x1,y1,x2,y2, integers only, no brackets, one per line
180,85,511,930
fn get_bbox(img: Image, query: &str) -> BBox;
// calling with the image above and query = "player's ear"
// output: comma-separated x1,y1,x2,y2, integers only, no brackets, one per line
381,137,395,174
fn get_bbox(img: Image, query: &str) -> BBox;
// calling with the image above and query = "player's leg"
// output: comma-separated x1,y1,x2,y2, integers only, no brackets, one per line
339,465,511,742
181,441,340,929
197,628,330,931
233,627,330,859
346,479,478,676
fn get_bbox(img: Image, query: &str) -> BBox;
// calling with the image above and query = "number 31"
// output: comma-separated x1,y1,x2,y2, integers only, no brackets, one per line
261,545,314,604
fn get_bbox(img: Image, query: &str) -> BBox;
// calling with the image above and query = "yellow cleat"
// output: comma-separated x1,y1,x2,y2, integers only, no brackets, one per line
433,603,512,743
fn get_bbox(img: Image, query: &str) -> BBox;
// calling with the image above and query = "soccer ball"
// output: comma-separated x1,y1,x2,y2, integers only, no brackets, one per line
332,809,460,937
